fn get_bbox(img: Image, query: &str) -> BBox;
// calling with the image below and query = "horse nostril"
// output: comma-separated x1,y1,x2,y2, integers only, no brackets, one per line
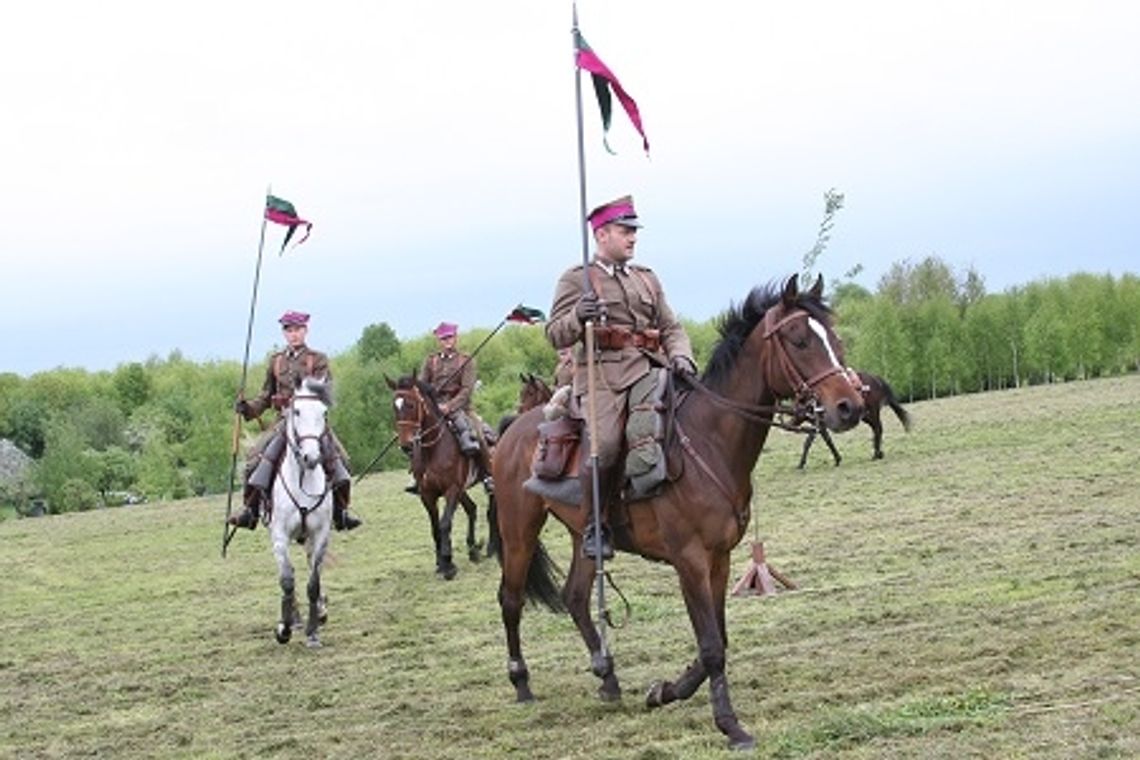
837,399,854,422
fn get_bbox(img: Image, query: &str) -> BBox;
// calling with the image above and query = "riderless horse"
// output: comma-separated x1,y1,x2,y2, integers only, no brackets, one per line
796,369,912,468
388,373,497,579
269,375,333,647
492,275,864,749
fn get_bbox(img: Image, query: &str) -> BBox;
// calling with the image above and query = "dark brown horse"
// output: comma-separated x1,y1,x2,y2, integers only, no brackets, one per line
797,369,911,468
387,373,497,579
496,372,556,436
492,275,865,749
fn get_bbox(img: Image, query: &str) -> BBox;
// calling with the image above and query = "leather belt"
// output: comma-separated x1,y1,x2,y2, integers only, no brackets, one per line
594,326,661,352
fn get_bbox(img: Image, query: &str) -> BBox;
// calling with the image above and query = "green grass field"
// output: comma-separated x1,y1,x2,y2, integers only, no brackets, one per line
2,375,1137,759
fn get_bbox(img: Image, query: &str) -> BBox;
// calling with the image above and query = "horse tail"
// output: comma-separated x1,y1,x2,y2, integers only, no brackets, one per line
880,379,912,432
496,538,565,613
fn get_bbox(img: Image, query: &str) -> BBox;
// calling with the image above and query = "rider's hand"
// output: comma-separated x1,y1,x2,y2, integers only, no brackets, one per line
671,356,697,377
234,399,251,419
574,293,602,324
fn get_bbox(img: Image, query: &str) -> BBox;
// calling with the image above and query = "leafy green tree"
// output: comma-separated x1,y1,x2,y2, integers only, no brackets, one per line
112,362,152,414
31,419,97,512
357,322,401,364
57,478,101,512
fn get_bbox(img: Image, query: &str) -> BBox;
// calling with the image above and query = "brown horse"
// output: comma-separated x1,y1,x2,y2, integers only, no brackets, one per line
797,369,912,467
496,372,556,437
386,373,497,579
492,275,865,749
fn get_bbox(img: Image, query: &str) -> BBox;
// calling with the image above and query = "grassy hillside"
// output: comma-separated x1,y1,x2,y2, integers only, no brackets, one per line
1,376,1137,759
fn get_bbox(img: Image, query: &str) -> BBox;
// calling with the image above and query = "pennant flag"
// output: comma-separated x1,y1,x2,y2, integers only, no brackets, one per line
264,195,313,254
506,305,546,324
574,29,649,155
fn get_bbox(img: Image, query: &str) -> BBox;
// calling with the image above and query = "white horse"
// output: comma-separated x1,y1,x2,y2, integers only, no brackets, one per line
270,375,334,648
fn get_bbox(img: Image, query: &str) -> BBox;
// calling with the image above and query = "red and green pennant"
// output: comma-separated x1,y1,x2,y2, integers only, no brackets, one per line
264,195,312,254
506,305,546,324
574,29,649,155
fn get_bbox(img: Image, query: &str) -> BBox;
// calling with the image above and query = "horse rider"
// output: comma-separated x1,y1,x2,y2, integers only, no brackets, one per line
229,310,362,532
546,195,696,560
406,321,495,493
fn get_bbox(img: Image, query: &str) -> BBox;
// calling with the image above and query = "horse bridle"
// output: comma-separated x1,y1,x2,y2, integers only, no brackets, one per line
678,306,848,428
393,386,446,449
283,392,332,501
667,306,852,520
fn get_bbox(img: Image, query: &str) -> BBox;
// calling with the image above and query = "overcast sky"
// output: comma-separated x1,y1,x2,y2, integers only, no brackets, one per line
4,1,1138,376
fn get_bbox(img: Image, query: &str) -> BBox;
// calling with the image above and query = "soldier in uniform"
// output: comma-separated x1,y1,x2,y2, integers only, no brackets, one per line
410,321,494,491
229,310,362,532
545,195,696,559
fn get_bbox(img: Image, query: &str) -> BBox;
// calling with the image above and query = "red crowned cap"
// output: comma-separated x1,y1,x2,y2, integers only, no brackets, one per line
279,310,310,327
433,322,458,338
587,195,642,231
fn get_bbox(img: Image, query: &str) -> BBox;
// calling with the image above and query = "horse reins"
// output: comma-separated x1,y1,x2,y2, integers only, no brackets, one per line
394,387,447,450
662,307,849,516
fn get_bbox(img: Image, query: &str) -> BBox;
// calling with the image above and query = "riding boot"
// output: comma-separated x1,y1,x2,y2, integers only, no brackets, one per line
228,486,264,529
230,432,285,529
580,462,615,561
449,412,482,456
323,456,362,531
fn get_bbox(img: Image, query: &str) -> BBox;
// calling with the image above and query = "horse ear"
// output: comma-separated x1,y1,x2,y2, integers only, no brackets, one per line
782,274,800,306
384,373,396,390
809,274,824,300
519,372,528,383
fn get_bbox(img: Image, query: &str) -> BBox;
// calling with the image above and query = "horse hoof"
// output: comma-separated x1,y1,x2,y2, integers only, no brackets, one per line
306,636,322,649
597,686,621,703
727,734,756,752
275,623,292,644
645,681,665,708
442,565,458,581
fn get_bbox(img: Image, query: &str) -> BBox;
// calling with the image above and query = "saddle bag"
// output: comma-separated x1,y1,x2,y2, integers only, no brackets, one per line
531,415,582,481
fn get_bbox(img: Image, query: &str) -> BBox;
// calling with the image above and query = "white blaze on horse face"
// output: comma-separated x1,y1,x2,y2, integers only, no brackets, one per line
807,317,844,370
394,396,406,413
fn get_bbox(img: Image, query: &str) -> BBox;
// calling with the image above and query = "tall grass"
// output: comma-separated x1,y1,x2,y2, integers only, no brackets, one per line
1,376,1137,758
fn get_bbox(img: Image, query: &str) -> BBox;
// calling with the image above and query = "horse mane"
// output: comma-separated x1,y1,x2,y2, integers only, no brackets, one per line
702,279,834,391
396,374,446,417
300,375,334,407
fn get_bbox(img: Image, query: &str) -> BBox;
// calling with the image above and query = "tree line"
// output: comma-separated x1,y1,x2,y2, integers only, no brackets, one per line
2,260,1137,514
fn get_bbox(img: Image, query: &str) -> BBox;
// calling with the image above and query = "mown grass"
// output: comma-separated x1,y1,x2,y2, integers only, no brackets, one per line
1,375,1137,759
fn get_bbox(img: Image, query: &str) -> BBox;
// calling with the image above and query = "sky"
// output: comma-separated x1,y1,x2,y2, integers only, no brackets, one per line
4,1,1138,377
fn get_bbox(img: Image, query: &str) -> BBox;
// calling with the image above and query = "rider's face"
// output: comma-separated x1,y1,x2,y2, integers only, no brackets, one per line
283,324,308,348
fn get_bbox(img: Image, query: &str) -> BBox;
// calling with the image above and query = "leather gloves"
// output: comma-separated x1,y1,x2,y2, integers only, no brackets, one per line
671,356,697,377
574,293,603,325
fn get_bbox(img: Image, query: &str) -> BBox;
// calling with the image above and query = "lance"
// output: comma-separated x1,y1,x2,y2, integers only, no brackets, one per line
572,1,610,658
355,303,540,484
222,191,270,557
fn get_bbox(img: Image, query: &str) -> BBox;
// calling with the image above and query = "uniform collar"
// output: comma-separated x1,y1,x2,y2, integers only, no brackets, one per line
286,345,307,359
594,258,628,276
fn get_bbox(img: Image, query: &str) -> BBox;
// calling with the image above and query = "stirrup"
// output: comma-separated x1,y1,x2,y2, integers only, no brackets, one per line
581,522,614,560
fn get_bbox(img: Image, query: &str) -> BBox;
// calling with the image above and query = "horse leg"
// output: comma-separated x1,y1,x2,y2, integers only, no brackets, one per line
497,490,551,704
821,427,842,466
305,528,330,648
671,549,754,750
272,534,295,644
458,490,483,563
564,546,622,702
437,489,459,580
867,409,884,459
797,429,814,469
419,493,443,574
485,491,500,559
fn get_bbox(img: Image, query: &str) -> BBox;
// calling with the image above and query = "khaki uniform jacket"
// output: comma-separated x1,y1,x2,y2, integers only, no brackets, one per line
420,350,476,413
244,346,331,419
546,259,694,394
